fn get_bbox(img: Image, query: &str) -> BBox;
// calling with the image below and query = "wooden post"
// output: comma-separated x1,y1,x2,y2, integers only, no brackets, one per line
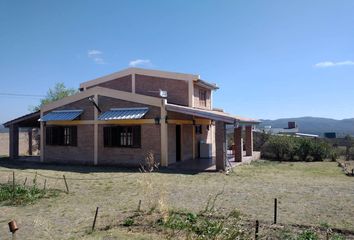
274,198,277,224
255,220,259,240
137,200,142,212
12,171,15,200
28,128,33,156
92,207,99,231
63,175,69,194
23,177,27,186
43,179,47,190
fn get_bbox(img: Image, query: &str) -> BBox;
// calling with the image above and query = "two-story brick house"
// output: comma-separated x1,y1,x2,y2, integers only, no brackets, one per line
4,68,260,170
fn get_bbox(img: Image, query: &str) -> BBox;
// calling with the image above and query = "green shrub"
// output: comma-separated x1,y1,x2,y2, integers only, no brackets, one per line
262,135,291,161
297,229,319,240
261,135,333,162
310,141,331,161
296,138,314,161
0,183,58,206
330,233,346,240
123,217,135,227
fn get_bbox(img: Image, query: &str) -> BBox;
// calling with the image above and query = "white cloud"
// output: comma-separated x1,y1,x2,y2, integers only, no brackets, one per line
87,49,105,64
314,60,354,68
129,59,152,67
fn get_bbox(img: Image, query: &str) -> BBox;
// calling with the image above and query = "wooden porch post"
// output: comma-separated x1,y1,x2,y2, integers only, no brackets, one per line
234,126,243,162
245,125,253,156
28,128,33,156
215,121,226,171
9,124,19,159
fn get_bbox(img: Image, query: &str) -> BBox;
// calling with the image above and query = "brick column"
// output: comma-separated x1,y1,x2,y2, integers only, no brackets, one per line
234,126,243,162
245,125,253,156
9,124,19,159
160,99,169,167
215,121,226,171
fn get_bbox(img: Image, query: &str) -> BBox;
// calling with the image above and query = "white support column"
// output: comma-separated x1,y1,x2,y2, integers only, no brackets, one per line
132,74,136,93
160,99,169,167
93,94,98,165
188,80,194,107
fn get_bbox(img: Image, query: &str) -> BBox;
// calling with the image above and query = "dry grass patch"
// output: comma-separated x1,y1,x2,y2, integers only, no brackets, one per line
0,160,353,239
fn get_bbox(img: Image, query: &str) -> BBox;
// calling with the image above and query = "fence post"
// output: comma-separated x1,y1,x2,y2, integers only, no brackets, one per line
255,220,259,240
92,207,99,231
12,171,15,200
63,175,69,194
274,198,277,224
137,200,142,212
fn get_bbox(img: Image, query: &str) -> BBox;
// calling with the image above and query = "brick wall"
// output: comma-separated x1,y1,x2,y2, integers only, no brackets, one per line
44,98,94,120
135,74,189,106
88,75,132,92
43,97,162,165
98,96,161,119
98,124,161,166
44,125,94,164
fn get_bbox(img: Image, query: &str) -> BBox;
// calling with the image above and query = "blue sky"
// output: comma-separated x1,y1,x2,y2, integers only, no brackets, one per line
1,0,354,124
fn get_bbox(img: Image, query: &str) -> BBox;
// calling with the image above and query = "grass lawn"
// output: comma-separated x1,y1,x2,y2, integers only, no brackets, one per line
0,159,353,239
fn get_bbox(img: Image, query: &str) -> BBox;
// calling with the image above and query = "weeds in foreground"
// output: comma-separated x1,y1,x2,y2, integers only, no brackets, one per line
0,183,60,205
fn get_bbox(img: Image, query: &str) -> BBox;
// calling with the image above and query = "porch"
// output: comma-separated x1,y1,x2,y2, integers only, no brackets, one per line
168,151,261,172
3,111,40,159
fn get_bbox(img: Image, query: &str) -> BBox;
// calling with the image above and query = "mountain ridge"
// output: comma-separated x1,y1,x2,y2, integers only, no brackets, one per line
259,117,354,137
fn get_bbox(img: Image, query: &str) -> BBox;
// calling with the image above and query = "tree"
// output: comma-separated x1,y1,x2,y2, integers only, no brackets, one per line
30,83,77,112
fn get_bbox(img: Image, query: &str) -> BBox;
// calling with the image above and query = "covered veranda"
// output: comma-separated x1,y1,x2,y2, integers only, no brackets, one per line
165,103,260,171
3,111,40,160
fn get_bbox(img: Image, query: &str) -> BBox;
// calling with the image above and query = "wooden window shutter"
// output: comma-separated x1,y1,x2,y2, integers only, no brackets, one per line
71,126,77,146
133,126,141,148
103,127,111,147
46,127,52,145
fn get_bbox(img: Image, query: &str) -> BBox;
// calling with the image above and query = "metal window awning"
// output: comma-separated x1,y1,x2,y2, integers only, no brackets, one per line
98,107,149,120
40,110,83,121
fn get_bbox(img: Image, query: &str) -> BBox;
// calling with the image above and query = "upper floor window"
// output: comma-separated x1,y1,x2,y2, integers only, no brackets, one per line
104,126,141,148
199,89,207,107
46,126,77,146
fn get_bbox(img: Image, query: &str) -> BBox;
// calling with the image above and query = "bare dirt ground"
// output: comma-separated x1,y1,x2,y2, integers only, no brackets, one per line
0,159,353,239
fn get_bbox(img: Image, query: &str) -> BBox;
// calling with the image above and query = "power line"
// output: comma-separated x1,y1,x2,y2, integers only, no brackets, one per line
0,93,45,98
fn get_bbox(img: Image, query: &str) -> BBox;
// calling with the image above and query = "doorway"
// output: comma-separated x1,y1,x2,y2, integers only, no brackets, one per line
176,125,182,162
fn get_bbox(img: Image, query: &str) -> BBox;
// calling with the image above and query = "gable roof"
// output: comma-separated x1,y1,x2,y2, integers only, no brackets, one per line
79,67,218,90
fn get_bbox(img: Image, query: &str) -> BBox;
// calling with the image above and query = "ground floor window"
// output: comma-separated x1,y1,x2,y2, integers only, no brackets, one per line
46,126,77,146
104,126,141,148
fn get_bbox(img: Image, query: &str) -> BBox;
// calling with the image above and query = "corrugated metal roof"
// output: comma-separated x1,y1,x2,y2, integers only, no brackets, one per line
40,110,83,121
98,107,149,120
165,103,260,124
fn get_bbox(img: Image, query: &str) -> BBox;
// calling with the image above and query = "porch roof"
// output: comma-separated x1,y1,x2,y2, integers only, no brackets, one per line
40,110,83,121
98,107,149,120
165,103,260,125
3,111,40,128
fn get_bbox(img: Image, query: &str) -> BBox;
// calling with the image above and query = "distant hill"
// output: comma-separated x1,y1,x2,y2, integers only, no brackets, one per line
0,124,8,133
259,117,354,137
